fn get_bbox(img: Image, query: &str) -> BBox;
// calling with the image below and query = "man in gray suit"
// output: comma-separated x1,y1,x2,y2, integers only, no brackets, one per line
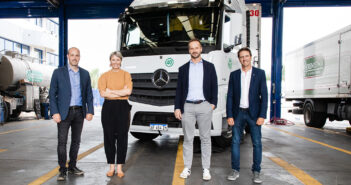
49,47,94,181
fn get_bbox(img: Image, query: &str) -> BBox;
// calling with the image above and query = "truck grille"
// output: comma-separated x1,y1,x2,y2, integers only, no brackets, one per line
132,112,181,128
130,72,178,106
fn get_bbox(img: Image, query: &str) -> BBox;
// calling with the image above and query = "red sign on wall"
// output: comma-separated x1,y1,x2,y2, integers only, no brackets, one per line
250,10,259,16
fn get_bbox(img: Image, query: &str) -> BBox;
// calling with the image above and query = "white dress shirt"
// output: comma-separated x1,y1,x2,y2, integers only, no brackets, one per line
239,68,252,108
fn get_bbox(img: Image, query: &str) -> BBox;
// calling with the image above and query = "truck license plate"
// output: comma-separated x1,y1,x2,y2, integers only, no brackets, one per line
150,123,168,131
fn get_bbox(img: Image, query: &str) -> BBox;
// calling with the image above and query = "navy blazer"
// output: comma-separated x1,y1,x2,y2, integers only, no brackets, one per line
49,65,94,120
174,59,218,113
226,67,268,120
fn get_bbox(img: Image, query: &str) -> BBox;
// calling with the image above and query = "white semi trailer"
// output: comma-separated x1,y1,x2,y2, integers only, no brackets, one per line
285,25,351,128
117,0,261,145
0,51,55,122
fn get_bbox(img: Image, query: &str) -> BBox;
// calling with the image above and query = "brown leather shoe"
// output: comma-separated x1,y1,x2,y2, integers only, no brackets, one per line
106,170,115,177
117,172,124,178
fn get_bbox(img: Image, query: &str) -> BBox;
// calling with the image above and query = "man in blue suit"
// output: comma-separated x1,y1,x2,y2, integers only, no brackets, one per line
174,39,218,181
49,47,94,181
226,47,268,184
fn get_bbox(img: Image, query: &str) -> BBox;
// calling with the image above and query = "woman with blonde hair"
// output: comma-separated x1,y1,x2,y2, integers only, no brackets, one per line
98,51,132,177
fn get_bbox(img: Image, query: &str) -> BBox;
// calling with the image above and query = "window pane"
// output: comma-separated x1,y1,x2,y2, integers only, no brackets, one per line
55,55,58,66
34,49,43,63
0,38,4,53
22,45,30,55
14,43,21,53
5,40,13,51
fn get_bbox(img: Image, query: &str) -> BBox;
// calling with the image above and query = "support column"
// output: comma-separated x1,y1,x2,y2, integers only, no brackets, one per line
270,0,284,120
58,4,67,67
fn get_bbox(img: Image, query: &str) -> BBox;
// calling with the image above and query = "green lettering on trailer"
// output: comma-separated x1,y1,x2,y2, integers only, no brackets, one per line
304,56,325,78
26,70,43,83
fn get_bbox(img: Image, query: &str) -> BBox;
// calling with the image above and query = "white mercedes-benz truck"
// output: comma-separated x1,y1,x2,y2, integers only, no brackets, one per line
285,25,351,128
117,0,261,145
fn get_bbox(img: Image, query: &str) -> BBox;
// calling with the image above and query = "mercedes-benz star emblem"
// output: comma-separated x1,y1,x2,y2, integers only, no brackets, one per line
152,69,170,88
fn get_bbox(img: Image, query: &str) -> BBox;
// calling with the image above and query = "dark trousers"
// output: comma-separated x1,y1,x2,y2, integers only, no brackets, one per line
101,100,130,164
57,108,84,171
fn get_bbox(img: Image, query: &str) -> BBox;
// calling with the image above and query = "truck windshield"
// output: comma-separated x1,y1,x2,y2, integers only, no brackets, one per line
120,7,220,56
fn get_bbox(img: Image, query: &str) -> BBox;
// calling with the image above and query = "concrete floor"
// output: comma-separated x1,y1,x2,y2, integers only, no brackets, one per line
0,108,350,185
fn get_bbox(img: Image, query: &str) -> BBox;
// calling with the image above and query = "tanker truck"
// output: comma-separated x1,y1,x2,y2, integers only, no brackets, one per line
285,25,351,128
0,51,55,122
116,0,261,146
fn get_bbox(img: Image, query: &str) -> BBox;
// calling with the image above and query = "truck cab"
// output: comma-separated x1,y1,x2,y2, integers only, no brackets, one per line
116,0,261,144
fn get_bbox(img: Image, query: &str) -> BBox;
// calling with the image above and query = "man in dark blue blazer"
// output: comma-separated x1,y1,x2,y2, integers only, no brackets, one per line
49,47,94,181
226,47,268,183
174,39,218,181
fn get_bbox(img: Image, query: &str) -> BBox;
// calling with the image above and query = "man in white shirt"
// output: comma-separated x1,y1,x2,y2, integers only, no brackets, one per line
226,47,268,184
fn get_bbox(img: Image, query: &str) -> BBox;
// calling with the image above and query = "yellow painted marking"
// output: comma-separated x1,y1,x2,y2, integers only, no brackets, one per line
267,125,351,155
172,137,185,185
269,157,322,185
28,143,104,185
0,123,50,136
295,124,351,138
0,149,8,153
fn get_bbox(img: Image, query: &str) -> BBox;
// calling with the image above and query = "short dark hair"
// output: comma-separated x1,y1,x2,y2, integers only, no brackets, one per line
237,47,252,58
188,38,202,48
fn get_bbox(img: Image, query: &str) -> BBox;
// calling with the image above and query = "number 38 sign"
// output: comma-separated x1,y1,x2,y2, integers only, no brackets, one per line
249,10,260,16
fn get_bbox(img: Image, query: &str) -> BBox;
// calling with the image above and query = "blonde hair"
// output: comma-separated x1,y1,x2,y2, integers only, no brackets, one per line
109,51,123,61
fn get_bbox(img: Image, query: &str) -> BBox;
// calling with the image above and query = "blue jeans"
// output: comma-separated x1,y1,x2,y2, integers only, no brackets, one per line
231,109,262,172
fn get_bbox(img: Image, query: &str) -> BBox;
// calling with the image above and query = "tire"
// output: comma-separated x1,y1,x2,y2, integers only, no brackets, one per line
245,124,250,134
130,132,159,141
40,103,50,119
3,102,10,122
213,121,232,148
303,102,326,128
10,108,21,119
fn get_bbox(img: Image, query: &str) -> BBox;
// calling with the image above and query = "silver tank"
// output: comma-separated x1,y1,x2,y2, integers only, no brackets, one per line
0,51,55,91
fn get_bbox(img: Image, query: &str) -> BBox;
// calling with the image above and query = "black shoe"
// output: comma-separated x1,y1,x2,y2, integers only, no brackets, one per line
57,171,67,181
68,166,84,175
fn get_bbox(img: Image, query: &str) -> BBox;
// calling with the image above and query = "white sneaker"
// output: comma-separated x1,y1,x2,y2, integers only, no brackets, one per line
180,168,191,179
203,169,211,180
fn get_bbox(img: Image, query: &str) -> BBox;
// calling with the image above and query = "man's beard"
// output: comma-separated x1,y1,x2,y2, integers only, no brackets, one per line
191,52,200,59
69,62,78,67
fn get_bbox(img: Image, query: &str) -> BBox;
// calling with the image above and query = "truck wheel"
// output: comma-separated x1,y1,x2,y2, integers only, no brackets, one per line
245,124,250,134
10,109,21,119
4,102,10,122
212,133,232,148
303,102,326,128
213,121,232,148
130,132,159,141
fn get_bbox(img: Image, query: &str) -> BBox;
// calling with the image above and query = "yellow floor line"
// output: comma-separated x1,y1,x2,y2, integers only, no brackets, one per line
267,125,351,155
0,149,8,153
28,143,104,185
269,157,322,185
172,137,185,185
0,123,50,136
295,124,351,138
